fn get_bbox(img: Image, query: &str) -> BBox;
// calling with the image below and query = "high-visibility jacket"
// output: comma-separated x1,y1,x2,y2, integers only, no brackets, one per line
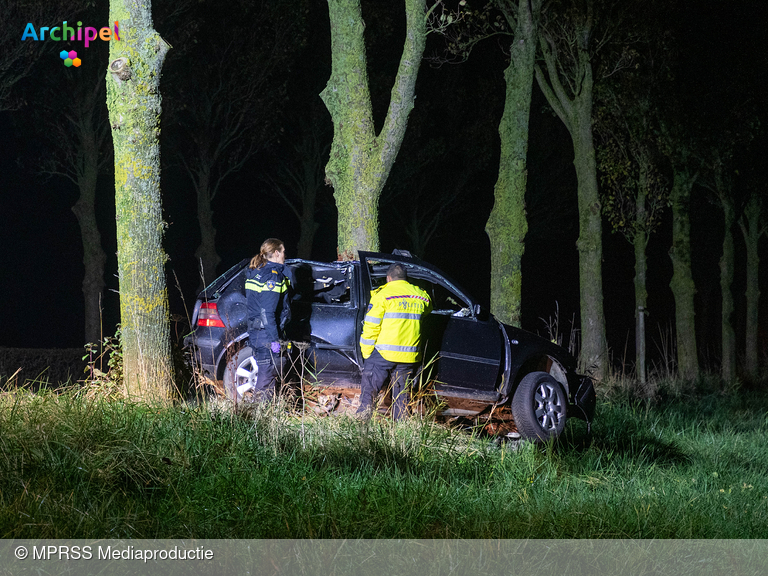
245,262,292,345
360,279,432,363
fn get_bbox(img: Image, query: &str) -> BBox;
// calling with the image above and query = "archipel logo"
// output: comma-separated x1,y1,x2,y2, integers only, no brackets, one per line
22,21,121,67
60,50,81,68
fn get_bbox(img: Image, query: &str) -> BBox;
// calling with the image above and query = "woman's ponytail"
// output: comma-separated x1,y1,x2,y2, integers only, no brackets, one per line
249,238,284,269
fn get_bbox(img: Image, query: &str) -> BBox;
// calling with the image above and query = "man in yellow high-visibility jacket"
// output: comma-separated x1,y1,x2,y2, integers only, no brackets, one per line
356,263,432,420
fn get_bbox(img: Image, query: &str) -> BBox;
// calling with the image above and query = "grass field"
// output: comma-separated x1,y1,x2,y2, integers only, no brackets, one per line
1,376,767,539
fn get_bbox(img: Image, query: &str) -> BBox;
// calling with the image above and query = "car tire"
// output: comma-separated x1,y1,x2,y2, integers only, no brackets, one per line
222,346,259,402
512,371,567,442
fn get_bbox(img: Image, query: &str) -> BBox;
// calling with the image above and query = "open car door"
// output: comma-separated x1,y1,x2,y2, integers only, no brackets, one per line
286,259,362,387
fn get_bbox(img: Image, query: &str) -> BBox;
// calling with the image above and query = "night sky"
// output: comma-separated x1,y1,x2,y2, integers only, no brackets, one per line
2,0,766,374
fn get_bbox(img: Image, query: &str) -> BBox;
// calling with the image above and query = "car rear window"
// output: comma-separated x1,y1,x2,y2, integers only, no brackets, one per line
199,258,248,299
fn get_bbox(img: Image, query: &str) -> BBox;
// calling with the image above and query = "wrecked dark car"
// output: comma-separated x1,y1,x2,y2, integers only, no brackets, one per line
184,251,596,441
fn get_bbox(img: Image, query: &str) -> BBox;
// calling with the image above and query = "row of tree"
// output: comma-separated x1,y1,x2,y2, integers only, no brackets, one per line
325,0,765,386
4,0,764,398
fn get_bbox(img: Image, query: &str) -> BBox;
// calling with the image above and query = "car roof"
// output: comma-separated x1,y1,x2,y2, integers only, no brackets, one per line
200,252,476,308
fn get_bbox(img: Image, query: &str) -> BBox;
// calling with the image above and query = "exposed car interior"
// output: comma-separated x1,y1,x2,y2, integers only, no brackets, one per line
288,262,353,305
366,261,472,317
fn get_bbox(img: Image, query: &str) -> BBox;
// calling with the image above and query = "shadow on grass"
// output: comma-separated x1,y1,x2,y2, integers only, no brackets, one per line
554,408,693,468
557,388,768,470
579,431,691,467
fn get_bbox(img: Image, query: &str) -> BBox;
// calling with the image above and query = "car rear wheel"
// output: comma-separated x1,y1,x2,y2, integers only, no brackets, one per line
512,371,567,442
222,346,259,402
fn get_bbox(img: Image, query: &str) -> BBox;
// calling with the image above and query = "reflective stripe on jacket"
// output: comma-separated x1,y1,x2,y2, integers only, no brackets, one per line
245,262,291,344
360,279,432,363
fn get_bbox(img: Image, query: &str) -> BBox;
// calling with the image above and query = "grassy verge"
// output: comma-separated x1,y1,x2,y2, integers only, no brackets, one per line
1,380,767,538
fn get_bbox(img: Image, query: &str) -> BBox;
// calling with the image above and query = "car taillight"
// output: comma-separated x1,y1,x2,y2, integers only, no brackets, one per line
197,302,225,328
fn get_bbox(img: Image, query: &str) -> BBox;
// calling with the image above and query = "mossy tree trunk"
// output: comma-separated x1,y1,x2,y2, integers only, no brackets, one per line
485,0,540,327
739,195,765,382
668,168,699,380
535,24,606,378
106,0,174,400
320,0,426,260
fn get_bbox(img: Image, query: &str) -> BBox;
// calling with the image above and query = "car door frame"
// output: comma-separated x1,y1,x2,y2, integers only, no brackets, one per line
358,251,504,399
284,258,364,385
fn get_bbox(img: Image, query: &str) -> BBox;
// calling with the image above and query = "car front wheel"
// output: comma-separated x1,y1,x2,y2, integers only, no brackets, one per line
512,371,567,442
222,346,259,402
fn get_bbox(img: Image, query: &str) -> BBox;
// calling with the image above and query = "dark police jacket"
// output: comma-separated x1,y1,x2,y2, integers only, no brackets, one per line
245,261,292,346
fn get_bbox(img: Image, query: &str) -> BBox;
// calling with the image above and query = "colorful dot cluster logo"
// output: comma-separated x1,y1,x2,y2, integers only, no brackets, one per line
60,49,81,67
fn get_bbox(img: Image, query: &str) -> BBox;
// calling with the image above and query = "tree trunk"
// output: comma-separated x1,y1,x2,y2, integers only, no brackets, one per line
485,0,540,328
535,26,606,378
106,1,174,400
668,169,699,380
634,163,650,385
571,104,606,378
739,196,762,382
297,192,319,259
71,129,107,346
719,195,736,383
320,0,426,260
194,169,221,287
634,213,648,386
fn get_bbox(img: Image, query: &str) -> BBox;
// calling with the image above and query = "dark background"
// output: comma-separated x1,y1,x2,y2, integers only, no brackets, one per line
1,0,766,374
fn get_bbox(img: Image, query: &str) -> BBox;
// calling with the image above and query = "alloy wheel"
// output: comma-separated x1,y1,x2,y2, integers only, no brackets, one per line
534,381,565,432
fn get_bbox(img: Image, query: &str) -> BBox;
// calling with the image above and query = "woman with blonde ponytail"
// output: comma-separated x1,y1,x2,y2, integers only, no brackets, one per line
249,238,284,270
244,238,291,401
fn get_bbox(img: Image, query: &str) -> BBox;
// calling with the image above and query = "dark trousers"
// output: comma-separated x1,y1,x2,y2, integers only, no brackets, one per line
358,349,416,420
252,345,277,401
